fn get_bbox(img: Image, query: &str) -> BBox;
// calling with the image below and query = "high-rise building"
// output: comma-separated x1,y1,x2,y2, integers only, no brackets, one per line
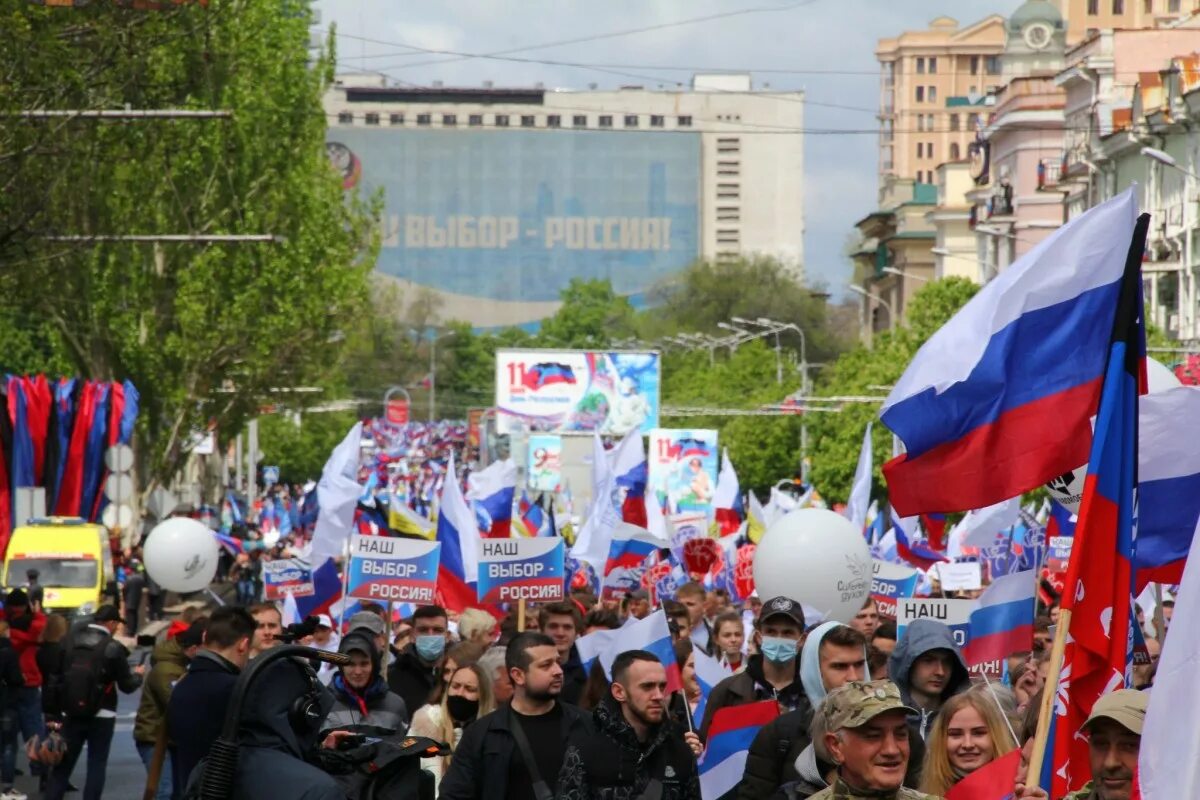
323,73,804,329
1054,0,1199,44
875,15,1007,188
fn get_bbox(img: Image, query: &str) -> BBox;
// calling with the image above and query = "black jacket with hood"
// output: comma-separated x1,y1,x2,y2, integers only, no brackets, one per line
230,657,343,800
887,619,971,740
169,650,240,788
54,623,142,716
387,642,441,714
556,693,701,800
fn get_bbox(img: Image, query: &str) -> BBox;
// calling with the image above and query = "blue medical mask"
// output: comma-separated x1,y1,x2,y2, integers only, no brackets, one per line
761,636,799,664
415,634,446,662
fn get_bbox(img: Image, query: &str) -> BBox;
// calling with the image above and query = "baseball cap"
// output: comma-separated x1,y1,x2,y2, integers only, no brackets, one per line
4,590,28,608
314,614,333,630
1083,689,1148,736
94,605,126,625
823,680,917,732
759,596,806,628
176,620,208,648
347,610,385,637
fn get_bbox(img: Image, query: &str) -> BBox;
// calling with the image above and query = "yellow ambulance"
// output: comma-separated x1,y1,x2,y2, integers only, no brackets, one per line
3,517,113,617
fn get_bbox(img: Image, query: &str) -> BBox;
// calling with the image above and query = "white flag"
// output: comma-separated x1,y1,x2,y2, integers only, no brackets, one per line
844,422,873,531
310,422,363,567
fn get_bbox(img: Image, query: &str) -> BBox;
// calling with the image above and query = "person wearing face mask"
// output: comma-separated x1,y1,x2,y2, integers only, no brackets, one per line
388,604,450,715
323,633,409,732
918,689,1017,796
408,663,495,792
698,596,808,742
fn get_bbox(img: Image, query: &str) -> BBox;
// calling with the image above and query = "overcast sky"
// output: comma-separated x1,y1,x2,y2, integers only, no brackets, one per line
314,0,1025,297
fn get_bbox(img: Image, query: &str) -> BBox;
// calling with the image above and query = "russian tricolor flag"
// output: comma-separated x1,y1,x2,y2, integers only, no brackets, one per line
1135,386,1200,588
921,513,948,551
611,430,648,528
437,452,484,613
892,508,948,571
692,647,731,725
963,569,1036,666
881,189,1139,515
602,611,681,692
699,700,780,800
713,449,744,537
602,522,660,595
294,559,343,619
467,458,517,538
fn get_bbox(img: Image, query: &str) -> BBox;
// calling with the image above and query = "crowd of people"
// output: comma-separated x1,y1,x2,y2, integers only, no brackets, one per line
18,575,1135,800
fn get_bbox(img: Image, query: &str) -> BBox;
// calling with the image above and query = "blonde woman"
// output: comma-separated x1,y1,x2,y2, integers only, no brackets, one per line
920,687,1018,796
456,608,496,647
408,663,495,791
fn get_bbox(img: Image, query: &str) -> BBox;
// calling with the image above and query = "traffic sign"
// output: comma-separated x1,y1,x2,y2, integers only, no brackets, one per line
104,473,133,504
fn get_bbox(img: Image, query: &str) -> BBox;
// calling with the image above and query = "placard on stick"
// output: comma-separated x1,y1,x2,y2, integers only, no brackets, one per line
348,534,440,604
477,537,565,604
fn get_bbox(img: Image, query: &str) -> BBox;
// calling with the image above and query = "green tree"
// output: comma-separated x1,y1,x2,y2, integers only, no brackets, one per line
0,2,377,493
258,409,359,484
537,278,637,348
806,277,980,504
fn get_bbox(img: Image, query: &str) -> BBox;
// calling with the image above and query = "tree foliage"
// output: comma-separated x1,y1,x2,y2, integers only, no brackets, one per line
258,410,359,486
806,277,980,504
0,2,377,492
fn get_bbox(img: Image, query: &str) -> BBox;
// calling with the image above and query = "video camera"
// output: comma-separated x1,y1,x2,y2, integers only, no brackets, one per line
277,615,321,645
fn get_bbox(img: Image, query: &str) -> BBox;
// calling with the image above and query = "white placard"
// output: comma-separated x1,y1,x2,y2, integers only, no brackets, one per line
935,561,982,591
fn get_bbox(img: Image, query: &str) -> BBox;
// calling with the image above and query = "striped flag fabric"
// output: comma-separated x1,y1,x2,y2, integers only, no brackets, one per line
882,189,1138,515
1047,210,1147,797
691,647,731,725
435,452,484,613
699,700,780,800
713,449,745,537
597,610,681,692
467,458,517,538
962,570,1036,666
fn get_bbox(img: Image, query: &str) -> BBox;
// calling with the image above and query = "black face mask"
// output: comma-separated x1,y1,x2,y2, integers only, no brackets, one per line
446,694,479,723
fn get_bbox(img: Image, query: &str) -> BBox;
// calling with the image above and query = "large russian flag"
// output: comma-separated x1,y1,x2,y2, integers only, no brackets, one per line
881,189,1138,515
699,700,780,800
1135,386,1200,588
437,452,484,613
467,458,517,538
596,609,682,692
963,569,1036,666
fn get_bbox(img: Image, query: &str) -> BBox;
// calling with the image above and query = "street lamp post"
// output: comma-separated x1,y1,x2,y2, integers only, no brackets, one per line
733,315,811,476
849,285,896,332
427,330,457,422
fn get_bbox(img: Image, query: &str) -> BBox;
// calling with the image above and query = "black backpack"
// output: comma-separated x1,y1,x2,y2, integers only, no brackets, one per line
60,639,109,718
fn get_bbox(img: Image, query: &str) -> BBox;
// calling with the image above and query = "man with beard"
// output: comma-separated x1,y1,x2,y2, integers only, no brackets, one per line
440,632,591,800
557,651,702,799
807,680,937,800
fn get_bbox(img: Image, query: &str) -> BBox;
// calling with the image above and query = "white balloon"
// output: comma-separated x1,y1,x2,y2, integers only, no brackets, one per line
1046,358,1183,512
143,517,219,593
753,508,872,625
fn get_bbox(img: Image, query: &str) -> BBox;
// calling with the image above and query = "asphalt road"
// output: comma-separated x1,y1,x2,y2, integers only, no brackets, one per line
10,681,151,799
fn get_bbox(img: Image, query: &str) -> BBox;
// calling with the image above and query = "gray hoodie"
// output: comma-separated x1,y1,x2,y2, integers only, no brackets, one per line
886,619,970,740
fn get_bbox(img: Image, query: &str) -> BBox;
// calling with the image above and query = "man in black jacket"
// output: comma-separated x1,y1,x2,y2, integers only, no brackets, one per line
167,606,256,790
440,631,590,800
557,650,701,800
45,605,144,800
388,604,449,713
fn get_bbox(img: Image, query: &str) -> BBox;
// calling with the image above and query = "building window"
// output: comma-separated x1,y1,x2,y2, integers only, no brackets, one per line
716,137,740,153
928,86,937,103
1113,0,1124,12
916,143,923,158
916,115,925,132
970,55,980,75
1087,0,1099,13
717,160,740,176
495,114,510,127
598,115,613,127
416,113,431,126
547,115,561,128
678,115,693,127
469,114,483,126
985,56,1001,75
443,114,457,126
928,57,937,74
916,57,926,74
949,113,960,131
968,113,980,129
519,115,534,128
950,142,961,160
364,113,380,125
1168,0,1180,10
337,112,353,124
928,142,935,160
716,183,740,199
623,114,638,127
916,86,925,102
389,113,404,125
1143,0,1152,11
716,207,740,221
573,115,587,127
650,114,664,127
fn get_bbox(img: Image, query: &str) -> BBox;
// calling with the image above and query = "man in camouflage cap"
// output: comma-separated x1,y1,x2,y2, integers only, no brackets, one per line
808,679,939,800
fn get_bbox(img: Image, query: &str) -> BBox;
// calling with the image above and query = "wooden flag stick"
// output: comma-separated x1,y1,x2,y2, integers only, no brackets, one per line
1025,607,1072,784
517,597,526,632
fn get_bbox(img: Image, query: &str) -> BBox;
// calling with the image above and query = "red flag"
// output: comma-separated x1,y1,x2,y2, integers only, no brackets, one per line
1048,214,1147,797
945,750,1020,800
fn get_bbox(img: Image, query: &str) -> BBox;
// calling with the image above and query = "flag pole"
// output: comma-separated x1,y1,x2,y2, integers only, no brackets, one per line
1025,607,1070,783
337,538,353,631
517,597,526,631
